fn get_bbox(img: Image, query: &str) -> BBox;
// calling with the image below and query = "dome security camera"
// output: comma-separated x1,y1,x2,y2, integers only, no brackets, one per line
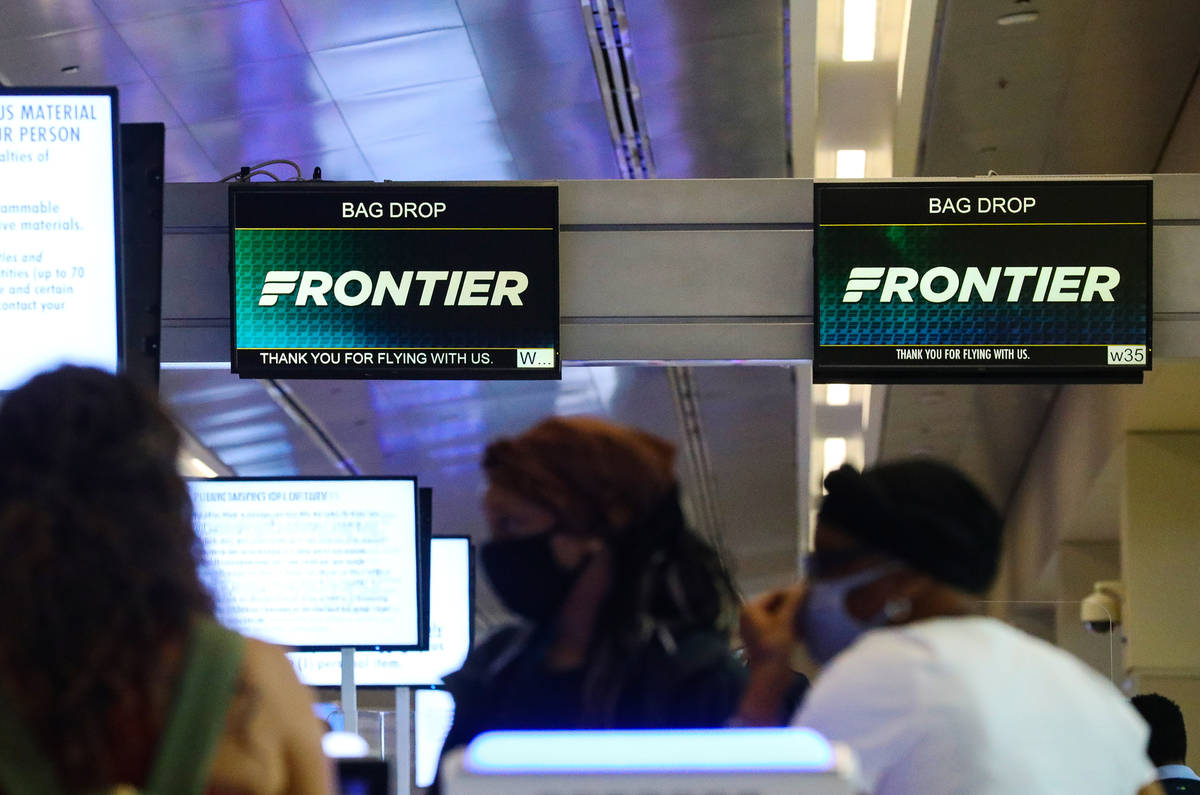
1081,581,1124,634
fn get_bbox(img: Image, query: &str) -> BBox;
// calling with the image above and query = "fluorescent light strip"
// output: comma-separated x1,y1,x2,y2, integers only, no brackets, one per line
322,732,370,759
835,149,867,178
464,728,835,774
823,437,847,478
176,453,219,479
826,384,851,405
843,0,877,61
159,361,232,370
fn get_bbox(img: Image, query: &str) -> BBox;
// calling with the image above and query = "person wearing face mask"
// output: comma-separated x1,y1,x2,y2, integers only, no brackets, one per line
435,416,753,767
735,459,1162,795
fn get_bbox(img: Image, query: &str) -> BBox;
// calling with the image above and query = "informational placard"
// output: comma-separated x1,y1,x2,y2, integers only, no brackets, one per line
189,477,424,651
288,536,472,686
229,184,559,380
0,87,120,390
813,180,1152,383
415,688,456,788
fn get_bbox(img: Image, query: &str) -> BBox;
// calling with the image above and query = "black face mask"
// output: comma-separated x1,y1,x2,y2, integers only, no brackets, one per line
481,531,587,623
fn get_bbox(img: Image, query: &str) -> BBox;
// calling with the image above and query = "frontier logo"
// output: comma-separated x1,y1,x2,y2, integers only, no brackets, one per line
840,266,1121,304
257,270,529,308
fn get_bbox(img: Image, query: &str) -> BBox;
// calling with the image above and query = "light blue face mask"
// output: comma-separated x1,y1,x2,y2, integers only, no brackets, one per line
802,565,906,664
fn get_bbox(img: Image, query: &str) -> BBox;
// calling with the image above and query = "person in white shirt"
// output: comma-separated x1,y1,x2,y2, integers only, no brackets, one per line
736,459,1161,795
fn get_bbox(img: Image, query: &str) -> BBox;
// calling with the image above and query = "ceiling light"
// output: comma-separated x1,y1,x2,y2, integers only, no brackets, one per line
997,11,1039,25
826,384,851,405
177,454,219,478
323,731,370,759
835,149,867,178
842,0,877,61
823,437,848,478
159,361,232,370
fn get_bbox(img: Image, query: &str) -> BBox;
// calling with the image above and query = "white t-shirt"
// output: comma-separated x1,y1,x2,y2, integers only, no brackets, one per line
792,616,1155,795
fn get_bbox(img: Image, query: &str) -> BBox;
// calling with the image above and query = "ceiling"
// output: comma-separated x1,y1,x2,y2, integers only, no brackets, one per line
0,0,786,182
919,0,1200,176
4,0,1199,611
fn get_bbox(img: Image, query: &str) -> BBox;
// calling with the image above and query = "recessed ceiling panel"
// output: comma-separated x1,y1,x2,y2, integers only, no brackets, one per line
921,0,1200,176
1072,0,1200,66
163,127,220,182
0,0,105,40
485,59,600,118
1046,60,1198,173
281,0,464,52
623,0,783,52
0,26,147,86
189,101,355,171
114,1,308,77
464,6,590,75
154,55,333,125
456,0,580,26
622,3,786,179
504,101,619,179
358,120,515,180
651,136,786,179
370,154,520,182
91,0,257,25
336,77,497,145
116,80,188,128
309,29,482,99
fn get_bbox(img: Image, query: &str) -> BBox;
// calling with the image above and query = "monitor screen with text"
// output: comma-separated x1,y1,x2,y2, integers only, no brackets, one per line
189,477,422,650
288,536,472,685
0,87,120,390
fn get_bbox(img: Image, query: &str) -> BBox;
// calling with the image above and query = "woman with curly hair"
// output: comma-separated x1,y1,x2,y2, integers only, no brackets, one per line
437,416,759,768
0,366,332,795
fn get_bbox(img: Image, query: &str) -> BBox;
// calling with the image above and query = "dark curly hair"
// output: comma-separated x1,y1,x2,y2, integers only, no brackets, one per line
1132,693,1188,766
0,366,214,789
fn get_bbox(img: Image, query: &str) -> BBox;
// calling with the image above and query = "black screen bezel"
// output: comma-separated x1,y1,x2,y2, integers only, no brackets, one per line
187,474,427,652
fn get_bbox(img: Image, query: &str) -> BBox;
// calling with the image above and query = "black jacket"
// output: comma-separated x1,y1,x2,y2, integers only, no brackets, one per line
439,622,748,758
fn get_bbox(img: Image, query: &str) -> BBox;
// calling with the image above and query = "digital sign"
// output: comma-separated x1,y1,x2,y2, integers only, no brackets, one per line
229,184,559,380
813,180,1152,383
0,87,120,390
189,477,425,651
288,536,473,686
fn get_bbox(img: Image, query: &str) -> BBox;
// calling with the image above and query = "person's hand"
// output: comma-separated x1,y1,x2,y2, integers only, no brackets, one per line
732,583,807,727
740,582,807,667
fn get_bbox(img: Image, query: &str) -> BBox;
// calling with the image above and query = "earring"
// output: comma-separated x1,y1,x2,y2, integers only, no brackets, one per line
883,597,912,623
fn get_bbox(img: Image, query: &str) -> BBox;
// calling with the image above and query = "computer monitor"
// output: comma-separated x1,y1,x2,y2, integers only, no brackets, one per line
288,536,473,685
0,87,121,391
440,728,862,795
414,688,456,789
189,477,426,651
336,759,389,795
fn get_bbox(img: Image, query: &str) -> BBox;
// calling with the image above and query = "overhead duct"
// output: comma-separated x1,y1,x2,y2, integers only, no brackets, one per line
667,366,730,573
581,0,656,179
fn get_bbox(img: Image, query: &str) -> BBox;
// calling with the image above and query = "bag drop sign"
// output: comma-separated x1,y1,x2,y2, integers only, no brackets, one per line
813,179,1152,384
229,184,560,380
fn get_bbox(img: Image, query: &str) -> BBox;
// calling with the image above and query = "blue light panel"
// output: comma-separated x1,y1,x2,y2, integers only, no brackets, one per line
463,728,835,775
